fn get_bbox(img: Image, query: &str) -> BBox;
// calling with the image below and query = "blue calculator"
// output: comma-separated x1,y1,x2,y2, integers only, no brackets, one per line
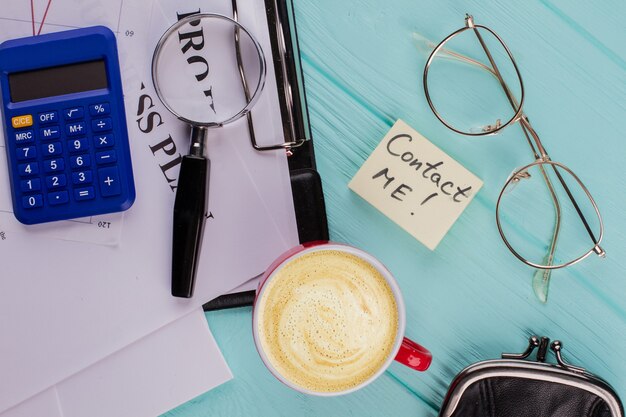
0,26,135,224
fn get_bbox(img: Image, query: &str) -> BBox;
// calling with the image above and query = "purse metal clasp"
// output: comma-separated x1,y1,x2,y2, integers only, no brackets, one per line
502,335,586,373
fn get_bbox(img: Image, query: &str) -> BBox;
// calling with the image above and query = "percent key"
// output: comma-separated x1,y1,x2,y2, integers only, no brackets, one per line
90,103,110,116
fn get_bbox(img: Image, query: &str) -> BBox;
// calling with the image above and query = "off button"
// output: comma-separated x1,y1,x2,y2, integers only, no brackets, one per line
11,115,33,128
38,111,58,124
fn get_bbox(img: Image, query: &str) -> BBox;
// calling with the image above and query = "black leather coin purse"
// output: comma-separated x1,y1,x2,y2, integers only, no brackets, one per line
439,336,623,417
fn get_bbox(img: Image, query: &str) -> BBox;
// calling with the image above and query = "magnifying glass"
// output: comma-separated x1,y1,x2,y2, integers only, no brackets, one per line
152,13,266,298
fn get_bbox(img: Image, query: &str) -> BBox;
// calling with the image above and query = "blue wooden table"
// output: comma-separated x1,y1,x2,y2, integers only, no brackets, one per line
164,0,626,415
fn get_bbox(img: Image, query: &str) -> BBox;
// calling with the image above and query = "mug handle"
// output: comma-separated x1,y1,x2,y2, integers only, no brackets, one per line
394,337,432,371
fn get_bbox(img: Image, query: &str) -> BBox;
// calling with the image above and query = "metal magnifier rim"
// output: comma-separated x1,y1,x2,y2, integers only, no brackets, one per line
151,12,267,127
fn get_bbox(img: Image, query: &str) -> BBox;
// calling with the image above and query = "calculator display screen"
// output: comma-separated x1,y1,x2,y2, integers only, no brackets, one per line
8,60,107,103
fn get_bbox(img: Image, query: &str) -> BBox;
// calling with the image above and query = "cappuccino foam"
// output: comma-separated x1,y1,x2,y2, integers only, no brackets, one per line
256,250,398,393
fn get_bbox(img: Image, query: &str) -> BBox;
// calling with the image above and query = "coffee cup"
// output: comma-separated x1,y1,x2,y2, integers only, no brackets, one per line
252,241,432,396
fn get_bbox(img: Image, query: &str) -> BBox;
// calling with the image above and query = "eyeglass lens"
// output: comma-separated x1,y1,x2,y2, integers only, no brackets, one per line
497,162,602,268
425,26,522,135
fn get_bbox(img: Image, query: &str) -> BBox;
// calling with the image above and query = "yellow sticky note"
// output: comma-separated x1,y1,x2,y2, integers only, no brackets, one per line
348,119,483,250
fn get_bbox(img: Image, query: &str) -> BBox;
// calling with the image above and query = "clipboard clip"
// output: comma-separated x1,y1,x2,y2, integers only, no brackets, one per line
233,0,307,154
248,123,306,152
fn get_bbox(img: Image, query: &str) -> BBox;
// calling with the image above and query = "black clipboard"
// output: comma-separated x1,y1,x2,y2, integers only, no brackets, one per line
203,0,328,311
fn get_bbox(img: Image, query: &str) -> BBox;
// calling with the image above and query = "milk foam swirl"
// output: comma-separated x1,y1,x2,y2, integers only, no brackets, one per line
256,250,398,393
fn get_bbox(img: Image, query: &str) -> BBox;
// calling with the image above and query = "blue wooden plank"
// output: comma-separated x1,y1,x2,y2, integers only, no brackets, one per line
163,0,626,415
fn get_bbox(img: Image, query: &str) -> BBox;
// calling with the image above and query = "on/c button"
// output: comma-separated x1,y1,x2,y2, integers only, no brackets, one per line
12,115,33,128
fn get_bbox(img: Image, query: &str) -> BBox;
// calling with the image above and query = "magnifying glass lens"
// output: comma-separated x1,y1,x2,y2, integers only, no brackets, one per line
152,14,265,126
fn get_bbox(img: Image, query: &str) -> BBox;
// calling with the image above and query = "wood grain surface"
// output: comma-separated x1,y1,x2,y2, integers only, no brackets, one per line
163,0,626,415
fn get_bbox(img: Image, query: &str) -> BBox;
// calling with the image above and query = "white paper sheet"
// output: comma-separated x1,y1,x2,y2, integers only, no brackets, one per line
0,389,63,417
1,309,232,417
0,0,299,412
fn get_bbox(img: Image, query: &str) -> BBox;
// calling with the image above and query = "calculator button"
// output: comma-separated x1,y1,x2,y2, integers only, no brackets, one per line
72,170,93,185
64,107,84,120
11,115,33,128
42,142,62,156
22,194,43,209
45,174,67,190
92,118,112,132
74,187,95,201
40,126,61,140
96,150,117,165
18,162,38,176
48,191,69,206
66,122,86,136
44,158,65,173
16,146,36,161
94,134,114,148
20,178,41,192
38,111,58,124
98,166,121,197
70,154,91,169
14,129,34,144
89,103,110,116
68,137,89,153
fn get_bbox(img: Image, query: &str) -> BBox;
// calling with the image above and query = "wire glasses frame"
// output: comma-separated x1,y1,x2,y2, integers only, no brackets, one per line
422,15,605,296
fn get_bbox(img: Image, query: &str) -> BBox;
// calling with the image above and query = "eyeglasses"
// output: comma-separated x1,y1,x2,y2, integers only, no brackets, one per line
422,15,605,302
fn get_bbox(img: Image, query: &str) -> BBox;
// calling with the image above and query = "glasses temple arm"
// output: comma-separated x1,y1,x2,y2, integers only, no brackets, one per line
471,29,519,119
552,165,605,253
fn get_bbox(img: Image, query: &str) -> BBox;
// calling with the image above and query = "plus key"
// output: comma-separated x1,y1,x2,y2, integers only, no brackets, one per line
98,166,121,197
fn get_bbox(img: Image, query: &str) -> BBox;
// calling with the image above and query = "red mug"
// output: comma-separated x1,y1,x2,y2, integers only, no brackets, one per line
252,242,432,395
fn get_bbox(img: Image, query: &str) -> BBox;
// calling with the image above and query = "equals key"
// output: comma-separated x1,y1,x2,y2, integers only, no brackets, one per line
74,187,95,201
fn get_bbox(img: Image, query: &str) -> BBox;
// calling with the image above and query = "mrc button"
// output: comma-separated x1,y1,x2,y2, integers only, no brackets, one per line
14,129,34,144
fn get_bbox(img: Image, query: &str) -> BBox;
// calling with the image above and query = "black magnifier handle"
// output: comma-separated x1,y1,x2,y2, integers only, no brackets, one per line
172,126,209,298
